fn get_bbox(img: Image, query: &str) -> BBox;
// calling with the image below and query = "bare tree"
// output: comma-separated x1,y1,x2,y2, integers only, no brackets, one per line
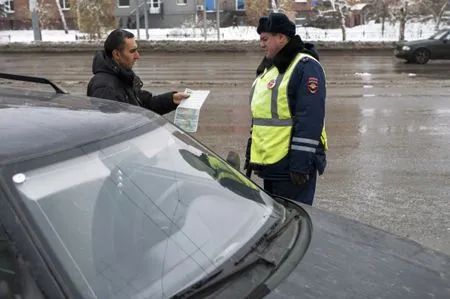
308,0,349,41
271,0,278,12
0,0,6,17
278,0,294,16
55,0,69,33
36,0,72,33
37,2,57,29
372,0,409,41
398,0,408,41
417,0,449,29
72,0,116,39
328,0,348,41
245,0,269,26
336,1,347,41
369,0,395,37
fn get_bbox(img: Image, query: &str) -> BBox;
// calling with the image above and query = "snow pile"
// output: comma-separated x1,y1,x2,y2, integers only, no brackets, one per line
0,20,440,44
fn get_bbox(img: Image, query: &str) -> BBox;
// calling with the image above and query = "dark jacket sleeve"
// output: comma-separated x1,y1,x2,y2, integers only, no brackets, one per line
287,58,326,174
138,90,178,115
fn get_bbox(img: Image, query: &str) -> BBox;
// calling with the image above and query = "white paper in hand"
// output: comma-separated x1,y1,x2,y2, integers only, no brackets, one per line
174,89,210,133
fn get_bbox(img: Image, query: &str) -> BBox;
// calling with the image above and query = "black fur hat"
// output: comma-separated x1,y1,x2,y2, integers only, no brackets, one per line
257,12,296,37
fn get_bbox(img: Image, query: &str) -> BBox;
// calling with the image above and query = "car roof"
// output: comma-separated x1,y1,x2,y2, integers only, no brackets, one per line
0,86,159,166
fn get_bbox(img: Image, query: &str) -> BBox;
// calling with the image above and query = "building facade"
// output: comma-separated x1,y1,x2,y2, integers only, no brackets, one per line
0,0,79,30
116,0,247,29
0,0,247,31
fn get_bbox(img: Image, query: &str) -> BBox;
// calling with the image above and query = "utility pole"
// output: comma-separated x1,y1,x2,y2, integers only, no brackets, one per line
203,0,207,41
216,0,220,41
29,0,42,41
144,0,149,39
135,0,140,39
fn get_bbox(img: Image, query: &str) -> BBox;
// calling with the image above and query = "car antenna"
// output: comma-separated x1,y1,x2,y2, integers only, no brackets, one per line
0,73,69,94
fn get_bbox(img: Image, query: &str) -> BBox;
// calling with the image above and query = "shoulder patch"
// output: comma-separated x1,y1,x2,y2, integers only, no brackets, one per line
307,77,319,94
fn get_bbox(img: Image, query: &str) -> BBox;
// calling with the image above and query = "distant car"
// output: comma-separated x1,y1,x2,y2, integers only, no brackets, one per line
395,28,450,64
0,73,449,299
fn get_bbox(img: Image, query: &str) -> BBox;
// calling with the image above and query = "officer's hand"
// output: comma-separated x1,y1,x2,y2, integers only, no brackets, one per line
172,92,190,105
290,172,309,186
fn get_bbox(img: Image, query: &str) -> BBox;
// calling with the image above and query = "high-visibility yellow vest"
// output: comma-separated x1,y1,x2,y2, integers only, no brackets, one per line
250,53,328,165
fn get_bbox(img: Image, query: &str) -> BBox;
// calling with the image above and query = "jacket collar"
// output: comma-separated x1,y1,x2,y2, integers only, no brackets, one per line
273,35,307,74
256,35,320,75
92,51,137,87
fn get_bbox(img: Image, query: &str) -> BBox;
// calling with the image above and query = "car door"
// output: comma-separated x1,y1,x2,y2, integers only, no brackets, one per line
434,31,450,59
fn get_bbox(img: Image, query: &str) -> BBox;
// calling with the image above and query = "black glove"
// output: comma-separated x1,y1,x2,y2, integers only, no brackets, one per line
290,172,309,186
244,137,253,178
244,137,252,170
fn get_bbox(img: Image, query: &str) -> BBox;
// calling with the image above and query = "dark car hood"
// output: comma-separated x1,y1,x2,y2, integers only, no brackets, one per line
400,39,440,47
265,205,450,299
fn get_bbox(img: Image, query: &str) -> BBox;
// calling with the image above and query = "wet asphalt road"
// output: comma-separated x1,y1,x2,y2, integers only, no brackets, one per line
1,50,449,255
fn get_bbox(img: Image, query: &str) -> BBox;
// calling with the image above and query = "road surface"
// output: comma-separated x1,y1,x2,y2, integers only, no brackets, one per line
1,50,450,255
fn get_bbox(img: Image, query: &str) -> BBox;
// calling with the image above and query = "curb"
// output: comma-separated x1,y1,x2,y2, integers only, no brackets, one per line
0,40,397,53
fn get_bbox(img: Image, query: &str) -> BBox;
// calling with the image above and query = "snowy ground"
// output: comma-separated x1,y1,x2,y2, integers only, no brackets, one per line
0,20,443,44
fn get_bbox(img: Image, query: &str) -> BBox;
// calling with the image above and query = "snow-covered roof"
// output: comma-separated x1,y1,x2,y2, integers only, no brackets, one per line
350,3,369,11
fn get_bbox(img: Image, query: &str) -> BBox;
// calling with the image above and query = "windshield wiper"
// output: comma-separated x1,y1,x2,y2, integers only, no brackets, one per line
171,253,276,299
171,210,299,299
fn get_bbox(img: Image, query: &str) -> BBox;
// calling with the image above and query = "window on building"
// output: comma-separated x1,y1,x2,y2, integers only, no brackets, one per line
4,0,14,12
205,0,214,10
236,0,244,10
151,0,160,8
59,0,70,10
118,0,130,7
176,0,187,5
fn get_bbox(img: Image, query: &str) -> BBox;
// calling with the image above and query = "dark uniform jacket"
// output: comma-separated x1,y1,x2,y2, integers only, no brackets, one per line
87,51,177,115
253,36,327,180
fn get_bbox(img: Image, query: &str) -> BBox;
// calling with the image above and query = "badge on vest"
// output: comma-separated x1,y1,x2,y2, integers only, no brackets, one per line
267,79,276,89
307,77,319,94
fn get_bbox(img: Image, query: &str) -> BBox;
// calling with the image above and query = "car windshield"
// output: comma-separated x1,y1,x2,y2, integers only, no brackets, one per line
429,29,449,40
6,121,279,299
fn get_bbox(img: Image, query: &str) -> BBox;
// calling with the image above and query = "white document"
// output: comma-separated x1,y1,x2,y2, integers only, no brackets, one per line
174,89,210,133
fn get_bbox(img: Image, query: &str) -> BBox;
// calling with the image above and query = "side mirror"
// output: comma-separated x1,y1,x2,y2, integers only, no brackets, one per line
226,151,240,170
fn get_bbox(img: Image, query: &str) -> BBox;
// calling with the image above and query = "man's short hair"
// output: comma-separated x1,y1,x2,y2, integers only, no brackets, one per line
104,29,135,57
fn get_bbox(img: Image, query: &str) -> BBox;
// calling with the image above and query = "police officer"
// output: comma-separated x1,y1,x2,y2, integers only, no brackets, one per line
245,12,328,205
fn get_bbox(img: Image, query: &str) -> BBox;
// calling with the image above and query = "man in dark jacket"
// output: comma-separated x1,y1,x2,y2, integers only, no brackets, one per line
87,29,189,115
245,12,328,206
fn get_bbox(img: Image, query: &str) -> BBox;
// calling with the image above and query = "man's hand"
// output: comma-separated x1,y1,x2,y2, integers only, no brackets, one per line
290,172,309,186
172,92,190,105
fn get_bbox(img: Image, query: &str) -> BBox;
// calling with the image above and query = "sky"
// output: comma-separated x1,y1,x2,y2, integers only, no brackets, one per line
0,20,442,44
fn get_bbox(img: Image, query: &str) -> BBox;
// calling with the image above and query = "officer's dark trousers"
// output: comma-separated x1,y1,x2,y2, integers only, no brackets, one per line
263,170,317,205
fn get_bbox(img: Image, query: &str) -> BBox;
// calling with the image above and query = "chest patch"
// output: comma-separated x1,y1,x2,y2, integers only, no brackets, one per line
267,79,277,89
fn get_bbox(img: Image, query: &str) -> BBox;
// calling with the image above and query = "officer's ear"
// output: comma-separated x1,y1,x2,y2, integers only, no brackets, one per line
277,33,289,43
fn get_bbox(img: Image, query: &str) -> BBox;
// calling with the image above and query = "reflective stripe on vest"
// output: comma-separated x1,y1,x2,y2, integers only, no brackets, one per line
250,53,328,165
